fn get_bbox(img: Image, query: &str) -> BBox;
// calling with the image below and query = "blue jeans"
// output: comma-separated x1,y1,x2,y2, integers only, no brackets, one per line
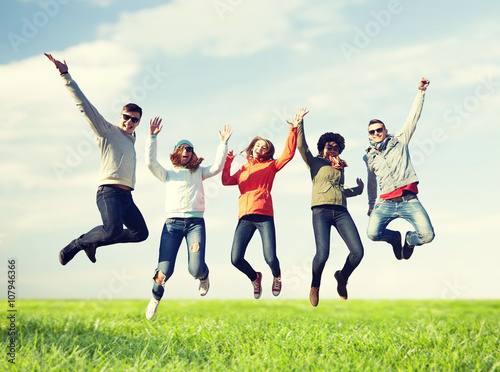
231,214,280,281
311,205,364,288
152,218,208,300
77,185,148,250
367,196,435,246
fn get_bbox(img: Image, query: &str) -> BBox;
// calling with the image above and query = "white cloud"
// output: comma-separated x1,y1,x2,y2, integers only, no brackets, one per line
97,0,348,58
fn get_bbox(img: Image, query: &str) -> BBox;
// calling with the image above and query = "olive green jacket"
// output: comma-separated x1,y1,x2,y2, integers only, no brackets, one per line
297,120,363,208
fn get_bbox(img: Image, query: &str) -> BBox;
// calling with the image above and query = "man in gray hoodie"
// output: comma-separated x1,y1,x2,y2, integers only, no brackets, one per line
364,78,435,261
46,53,149,265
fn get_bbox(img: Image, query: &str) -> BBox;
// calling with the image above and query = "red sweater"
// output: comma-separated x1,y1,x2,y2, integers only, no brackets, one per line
222,127,297,219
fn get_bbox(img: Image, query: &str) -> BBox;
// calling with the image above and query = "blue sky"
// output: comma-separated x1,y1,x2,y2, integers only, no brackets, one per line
1,0,499,301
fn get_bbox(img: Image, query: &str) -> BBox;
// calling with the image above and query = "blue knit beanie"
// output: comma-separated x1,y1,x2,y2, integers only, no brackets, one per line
174,139,194,151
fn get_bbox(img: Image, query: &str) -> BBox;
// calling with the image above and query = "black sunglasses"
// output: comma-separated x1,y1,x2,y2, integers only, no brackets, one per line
325,144,341,152
369,127,384,135
122,113,140,124
181,146,193,153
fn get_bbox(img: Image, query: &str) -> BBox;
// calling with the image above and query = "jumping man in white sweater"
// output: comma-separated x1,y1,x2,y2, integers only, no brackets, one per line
46,53,149,266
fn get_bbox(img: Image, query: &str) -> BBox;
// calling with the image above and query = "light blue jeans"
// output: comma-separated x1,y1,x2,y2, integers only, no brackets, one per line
152,218,208,300
367,196,435,246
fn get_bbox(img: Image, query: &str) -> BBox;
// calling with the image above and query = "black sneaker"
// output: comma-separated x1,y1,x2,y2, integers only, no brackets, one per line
334,270,348,300
84,246,97,263
59,239,81,265
391,231,403,260
403,232,415,260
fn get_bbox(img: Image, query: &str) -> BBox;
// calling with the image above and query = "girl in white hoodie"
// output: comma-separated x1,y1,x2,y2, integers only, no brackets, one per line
145,117,232,319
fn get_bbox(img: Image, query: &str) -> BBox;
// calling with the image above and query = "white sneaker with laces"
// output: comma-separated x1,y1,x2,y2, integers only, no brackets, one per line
199,276,210,296
145,297,160,320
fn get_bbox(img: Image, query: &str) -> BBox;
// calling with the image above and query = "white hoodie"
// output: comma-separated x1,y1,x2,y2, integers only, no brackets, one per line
146,136,228,218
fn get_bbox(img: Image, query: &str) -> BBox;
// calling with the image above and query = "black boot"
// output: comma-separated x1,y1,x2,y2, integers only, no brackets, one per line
59,239,82,265
334,270,348,300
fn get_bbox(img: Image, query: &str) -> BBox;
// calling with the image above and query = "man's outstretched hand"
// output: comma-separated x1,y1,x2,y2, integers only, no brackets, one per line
418,77,430,91
45,53,68,74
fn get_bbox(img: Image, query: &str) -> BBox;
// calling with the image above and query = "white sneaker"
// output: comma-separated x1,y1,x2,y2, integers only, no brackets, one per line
145,297,160,320
199,276,210,296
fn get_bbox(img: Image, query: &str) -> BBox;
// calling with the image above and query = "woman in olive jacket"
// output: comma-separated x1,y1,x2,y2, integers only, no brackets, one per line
296,111,364,307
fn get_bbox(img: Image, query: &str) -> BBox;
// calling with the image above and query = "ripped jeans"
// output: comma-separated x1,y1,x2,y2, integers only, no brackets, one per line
151,218,208,300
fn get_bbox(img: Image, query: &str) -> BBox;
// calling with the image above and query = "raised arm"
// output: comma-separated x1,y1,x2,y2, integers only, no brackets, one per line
345,178,364,198
273,107,307,171
202,125,233,179
221,150,240,186
45,53,112,138
294,107,315,167
397,77,429,145
146,117,168,183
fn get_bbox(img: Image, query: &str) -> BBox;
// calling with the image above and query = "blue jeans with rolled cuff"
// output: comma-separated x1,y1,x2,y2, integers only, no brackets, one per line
76,185,148,250
231,214,280,281
311,205,364,288
152,218,208,300
367,195,435,247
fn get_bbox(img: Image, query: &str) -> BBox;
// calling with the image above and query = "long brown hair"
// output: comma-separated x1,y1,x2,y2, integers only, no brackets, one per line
244,136,275,161
170,147,204,171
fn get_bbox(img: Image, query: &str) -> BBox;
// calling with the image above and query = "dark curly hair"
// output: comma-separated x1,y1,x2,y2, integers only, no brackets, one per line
317,132,345,155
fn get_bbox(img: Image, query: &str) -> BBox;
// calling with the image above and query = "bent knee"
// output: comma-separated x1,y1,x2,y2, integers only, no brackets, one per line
420,232,435,244
231,257,241,267
367,232,381,241
154,270,166,285
136,228,149,242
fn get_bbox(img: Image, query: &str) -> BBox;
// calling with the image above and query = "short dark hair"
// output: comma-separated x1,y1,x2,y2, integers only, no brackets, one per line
245,136,275,161
317,132,345,155
122,103,142,118
368,119,385,127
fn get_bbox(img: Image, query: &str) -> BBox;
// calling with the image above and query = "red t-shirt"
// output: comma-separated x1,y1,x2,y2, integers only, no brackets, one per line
380,182,418,200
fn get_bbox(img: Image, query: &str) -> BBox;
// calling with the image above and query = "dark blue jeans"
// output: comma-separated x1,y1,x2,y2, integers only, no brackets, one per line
231,214,280,281
311,205,364,287
152,218,208,300
76,185,148,250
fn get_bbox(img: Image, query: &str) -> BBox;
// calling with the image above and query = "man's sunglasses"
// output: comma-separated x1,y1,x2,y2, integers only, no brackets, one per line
181,146,193,153
122,113,140,124
325,144,341,152
369,127,384,135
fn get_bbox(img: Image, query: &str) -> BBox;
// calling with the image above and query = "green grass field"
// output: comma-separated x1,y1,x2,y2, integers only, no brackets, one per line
2,299,499,371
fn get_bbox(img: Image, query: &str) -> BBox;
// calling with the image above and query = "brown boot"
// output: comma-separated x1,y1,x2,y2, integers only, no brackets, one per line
309,287,319,307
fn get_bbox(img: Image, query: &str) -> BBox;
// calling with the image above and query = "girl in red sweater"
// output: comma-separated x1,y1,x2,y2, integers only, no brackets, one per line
222,108,307,299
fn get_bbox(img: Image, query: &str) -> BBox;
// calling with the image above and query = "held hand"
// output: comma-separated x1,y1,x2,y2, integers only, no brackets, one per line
367,208,373,217
219,125,233,142
227,149,234,157
356,177,364,190
286,106,309,128
44,53,68,74
418,77,430,91
149,117,163,135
